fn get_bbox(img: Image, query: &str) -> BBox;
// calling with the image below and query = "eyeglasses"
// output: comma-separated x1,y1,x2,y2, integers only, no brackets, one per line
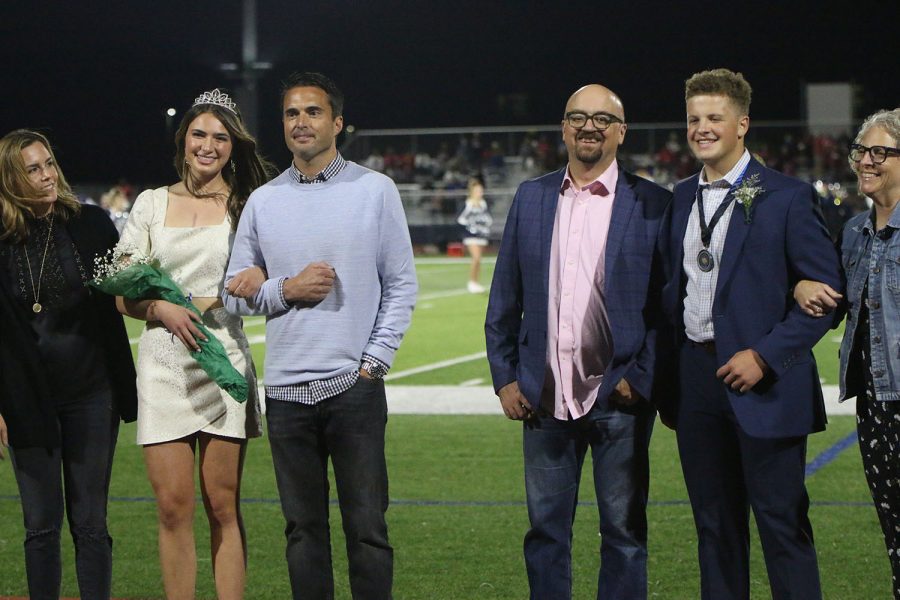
564,111,623,131
849,143,900,164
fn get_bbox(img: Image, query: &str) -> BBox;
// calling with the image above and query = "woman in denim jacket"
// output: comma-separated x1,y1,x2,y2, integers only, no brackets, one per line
795,108,900,597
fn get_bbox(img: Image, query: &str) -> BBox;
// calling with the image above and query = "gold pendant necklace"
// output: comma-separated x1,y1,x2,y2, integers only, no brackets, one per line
23,213,55,313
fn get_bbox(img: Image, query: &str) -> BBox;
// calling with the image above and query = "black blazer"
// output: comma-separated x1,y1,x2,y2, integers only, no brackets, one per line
0,204,137,449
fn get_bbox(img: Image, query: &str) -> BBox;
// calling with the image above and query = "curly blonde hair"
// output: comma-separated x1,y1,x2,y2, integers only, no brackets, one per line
685,68,752,116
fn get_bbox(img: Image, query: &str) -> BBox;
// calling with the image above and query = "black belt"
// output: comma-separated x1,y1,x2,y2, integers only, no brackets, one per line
687,339,716,354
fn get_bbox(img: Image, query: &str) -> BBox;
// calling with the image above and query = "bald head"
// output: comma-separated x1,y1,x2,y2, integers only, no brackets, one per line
565,84,625,121
561,84,627,178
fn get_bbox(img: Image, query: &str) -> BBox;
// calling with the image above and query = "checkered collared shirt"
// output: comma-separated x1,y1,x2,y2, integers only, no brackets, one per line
289,152,347,184
266,353,389,405
682,150,751,343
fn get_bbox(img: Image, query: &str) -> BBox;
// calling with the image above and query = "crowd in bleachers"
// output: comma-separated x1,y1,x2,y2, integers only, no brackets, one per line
360,135,510,189
80,129,869,244
356,129,860,187
349,128,868,240
647,130,857,186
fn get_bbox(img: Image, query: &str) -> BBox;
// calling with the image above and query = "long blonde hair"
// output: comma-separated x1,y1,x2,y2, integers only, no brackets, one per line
0,130,80,244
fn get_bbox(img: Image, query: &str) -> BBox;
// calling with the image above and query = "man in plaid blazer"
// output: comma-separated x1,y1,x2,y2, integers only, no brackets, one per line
485,84,671,599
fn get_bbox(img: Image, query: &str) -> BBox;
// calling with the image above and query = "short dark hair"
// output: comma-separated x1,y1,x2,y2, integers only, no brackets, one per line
280,72,344,117
685,68,752,116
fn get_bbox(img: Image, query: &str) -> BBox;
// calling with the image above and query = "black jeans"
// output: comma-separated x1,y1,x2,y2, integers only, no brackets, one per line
9,388,119,600
266,377,392,600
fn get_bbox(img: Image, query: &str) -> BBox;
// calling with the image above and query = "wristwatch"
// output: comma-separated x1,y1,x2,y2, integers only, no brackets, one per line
360,356,388,380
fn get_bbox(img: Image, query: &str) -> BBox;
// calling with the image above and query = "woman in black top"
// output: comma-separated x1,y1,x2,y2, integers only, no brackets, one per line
0,129,137,600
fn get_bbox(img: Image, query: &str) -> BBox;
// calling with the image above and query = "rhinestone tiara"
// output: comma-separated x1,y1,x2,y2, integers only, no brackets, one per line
193,89,238,114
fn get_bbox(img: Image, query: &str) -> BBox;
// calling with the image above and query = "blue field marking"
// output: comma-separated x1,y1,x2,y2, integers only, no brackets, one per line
0,496,875,508
806,431,858,477
0,434,863,508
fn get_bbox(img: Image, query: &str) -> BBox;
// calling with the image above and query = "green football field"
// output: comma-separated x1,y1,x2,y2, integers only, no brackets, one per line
0,259,888,599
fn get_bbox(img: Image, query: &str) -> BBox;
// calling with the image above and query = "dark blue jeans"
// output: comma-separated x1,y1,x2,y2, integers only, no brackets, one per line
266,376,392,600
9,388,119,600
522,400,654,600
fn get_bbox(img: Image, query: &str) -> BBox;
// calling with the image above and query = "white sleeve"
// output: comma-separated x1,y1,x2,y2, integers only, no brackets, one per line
116,188,157,256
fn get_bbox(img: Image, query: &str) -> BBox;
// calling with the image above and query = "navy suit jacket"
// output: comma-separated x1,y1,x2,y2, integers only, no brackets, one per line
485,167,671,411
658,157,843,438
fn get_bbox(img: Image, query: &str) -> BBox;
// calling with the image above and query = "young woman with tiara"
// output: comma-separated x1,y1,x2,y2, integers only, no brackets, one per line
115,89,274,599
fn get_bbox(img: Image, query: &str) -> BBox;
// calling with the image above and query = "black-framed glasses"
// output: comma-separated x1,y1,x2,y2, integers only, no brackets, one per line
564,111,623,131
849,143,900,164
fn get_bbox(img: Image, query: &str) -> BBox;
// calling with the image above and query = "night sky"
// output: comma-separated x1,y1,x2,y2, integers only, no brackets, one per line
1,0,897,184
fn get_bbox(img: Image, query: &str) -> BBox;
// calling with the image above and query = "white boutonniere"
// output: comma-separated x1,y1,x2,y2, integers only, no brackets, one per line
734,173,764,224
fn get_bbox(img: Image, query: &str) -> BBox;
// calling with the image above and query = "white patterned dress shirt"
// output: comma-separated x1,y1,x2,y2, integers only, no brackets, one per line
682,150,751,342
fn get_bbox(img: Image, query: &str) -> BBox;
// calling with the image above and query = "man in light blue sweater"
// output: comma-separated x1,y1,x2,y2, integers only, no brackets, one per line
223,72,416,600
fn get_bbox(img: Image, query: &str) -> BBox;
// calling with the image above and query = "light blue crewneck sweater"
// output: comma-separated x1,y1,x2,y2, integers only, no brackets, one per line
223,162,417,386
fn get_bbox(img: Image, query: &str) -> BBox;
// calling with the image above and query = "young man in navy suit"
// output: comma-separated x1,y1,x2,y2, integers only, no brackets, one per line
658,69,842,599
485,84,670,599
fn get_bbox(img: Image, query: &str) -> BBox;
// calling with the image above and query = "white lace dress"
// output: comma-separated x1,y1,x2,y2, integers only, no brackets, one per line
118,187,261,445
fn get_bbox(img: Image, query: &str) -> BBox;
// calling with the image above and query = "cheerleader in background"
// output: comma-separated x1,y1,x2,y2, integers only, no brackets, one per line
457,175,492,293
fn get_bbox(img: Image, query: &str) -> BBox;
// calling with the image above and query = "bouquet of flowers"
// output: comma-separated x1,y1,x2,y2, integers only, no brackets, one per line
89,247,248,403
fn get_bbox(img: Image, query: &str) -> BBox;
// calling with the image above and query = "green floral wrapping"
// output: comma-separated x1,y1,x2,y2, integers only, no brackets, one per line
88,261,248,403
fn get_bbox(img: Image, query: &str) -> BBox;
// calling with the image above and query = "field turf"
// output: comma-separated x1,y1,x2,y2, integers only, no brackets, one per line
0,259,886,598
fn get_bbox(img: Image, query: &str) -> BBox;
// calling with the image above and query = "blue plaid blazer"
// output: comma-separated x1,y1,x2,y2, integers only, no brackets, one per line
485,167,671,411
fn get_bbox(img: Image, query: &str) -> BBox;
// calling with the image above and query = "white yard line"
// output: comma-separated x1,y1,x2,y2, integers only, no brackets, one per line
416,266,474,276
255,384,850,415
415,257,497,265
417,288,473,301
209,332,487,383
384,351,487,381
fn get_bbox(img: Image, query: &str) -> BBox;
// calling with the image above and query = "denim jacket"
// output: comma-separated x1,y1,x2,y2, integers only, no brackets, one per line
839,207,900,401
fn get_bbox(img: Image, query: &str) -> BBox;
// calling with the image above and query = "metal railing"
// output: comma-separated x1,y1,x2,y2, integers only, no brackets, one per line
339,121,863,246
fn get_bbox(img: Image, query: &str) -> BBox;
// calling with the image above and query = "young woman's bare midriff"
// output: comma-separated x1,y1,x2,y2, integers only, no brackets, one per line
193,297,224,313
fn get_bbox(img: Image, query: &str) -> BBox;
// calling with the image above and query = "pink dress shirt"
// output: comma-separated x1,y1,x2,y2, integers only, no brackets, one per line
543,161,618,420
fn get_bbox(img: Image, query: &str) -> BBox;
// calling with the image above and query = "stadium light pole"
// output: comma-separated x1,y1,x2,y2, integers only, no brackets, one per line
219,0,272,136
